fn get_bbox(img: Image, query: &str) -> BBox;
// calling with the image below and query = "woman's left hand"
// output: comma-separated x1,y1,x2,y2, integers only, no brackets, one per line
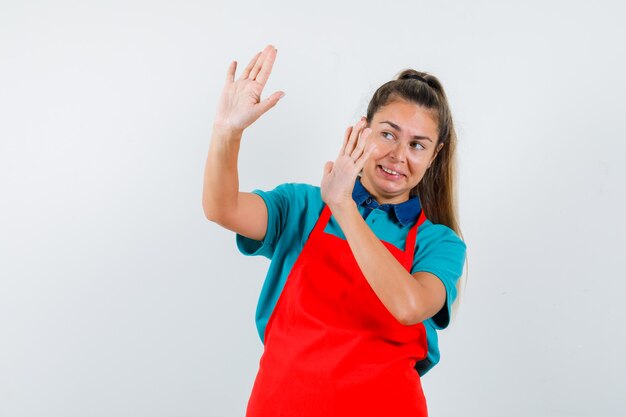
321,118,376,211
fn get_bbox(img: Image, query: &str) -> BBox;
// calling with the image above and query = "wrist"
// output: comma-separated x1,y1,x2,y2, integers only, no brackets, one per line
212,123,244,140
328,199,358,219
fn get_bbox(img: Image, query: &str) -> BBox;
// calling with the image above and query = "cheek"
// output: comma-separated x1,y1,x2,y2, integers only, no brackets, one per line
370,140,393,159
407,154,434,174
366,147,385,163
407,152,430,165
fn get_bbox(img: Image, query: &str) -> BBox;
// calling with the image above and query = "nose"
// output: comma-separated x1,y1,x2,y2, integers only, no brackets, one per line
389,142,407,163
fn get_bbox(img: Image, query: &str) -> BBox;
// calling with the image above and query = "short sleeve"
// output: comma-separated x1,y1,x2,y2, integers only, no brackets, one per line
411,222,466,330
235,183,294,259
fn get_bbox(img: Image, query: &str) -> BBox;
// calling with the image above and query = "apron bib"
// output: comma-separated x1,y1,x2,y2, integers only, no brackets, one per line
246,205,429,417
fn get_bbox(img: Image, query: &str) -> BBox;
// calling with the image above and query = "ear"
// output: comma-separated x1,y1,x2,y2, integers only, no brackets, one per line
428,143,445,168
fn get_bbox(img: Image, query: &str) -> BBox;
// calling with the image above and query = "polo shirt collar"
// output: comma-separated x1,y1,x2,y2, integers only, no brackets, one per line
352,177,422,226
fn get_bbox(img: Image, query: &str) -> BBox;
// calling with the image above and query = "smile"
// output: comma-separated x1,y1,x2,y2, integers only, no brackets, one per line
381,166,401,175
378,165,405,179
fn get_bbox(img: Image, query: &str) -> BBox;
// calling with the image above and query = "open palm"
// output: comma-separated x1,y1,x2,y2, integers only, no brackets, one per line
214,45,285,134
321,120,375,209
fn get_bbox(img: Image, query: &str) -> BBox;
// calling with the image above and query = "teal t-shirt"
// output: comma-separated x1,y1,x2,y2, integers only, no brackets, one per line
236,180,466,376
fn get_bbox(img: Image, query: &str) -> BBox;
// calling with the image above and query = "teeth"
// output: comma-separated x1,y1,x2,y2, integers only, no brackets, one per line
381,166,400,175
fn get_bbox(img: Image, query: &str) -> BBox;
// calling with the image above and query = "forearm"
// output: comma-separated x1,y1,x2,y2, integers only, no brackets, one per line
202,127,243,221
330,202,422,325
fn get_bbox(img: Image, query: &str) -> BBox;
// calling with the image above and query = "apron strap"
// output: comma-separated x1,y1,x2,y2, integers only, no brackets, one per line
404,209,426,256
314,205,426,260
311,204,333,236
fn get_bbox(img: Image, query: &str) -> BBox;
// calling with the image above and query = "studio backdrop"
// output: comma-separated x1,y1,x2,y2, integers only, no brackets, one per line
1,1,625,416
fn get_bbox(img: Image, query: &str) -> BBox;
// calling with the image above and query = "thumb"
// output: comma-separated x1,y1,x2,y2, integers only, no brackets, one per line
323,161,334,177
256,90,286,115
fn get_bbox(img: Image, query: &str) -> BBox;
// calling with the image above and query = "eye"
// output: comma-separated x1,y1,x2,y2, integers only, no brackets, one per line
381,131,394,140
410,141,425,150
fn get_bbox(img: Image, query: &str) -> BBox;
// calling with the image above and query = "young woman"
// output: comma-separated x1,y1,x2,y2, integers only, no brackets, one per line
203,44,466,417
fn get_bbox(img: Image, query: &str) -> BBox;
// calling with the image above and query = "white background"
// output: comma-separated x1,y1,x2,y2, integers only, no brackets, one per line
1,1,625,416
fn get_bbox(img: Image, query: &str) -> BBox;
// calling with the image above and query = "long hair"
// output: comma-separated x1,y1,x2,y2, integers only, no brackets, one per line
365,69,467,319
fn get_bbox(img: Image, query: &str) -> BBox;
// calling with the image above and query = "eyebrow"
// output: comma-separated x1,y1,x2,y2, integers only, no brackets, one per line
379,121,433,142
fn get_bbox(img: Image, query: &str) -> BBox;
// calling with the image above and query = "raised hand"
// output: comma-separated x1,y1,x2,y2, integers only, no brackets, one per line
321,118,376,210
213,45,285,134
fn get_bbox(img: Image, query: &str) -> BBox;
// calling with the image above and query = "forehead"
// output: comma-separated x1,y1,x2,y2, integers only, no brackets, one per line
372,100,438,135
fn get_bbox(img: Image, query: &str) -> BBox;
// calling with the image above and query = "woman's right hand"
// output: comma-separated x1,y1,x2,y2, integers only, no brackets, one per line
213,44,285,135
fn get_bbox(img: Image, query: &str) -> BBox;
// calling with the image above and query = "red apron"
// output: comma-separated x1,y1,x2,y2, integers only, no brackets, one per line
246,205,429,417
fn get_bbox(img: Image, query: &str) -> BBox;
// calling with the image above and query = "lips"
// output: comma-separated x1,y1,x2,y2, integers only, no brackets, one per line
378,165,405,177
376,165,406,182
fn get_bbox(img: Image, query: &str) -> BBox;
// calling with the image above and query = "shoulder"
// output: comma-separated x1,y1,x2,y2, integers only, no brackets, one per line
252,182,320,210
237,183,322,258
416,219,466,251
288,182,321,199
413,219,466,275
252,182,324,223
255,182,320,201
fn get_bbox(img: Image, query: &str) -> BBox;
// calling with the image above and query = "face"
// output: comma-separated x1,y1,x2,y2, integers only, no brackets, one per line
360,99,443,205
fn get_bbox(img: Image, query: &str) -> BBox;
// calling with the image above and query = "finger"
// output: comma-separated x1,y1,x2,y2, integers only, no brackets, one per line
322,161,334,183
344,118,366,156
339,126,352,157
226,60,237,83
351,128,371,161
249,45,274,81
255,90,286,116
355,142,377,172
323,161,334,176
240,51,263,80
255,46,277,86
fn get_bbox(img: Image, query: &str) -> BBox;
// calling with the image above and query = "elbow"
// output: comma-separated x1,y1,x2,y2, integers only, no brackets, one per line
204,210,224,225
397,311,422,326
396,296,427,326
204,211,218,223
202,201,214,221
202,199,223,223
398,314,423,327
396,272,447,326
203,200,238,230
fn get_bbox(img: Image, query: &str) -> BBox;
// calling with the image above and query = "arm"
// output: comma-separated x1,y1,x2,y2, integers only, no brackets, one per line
202,45,285,240
330,203,446,326
320,120,445,326
203,128,268,240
